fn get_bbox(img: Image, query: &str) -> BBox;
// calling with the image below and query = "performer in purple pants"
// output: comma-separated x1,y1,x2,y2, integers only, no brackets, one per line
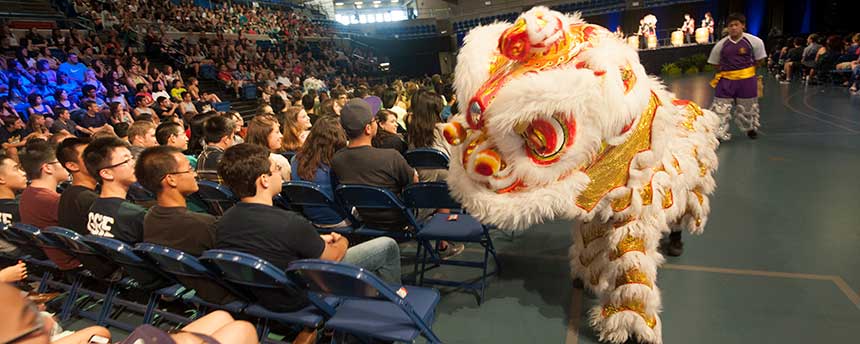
707,13,766,140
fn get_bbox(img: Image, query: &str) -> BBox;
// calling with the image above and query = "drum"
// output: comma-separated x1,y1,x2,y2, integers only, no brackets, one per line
671,30,684,47
647,34,658,49
695,27,709,44
627,35,639,49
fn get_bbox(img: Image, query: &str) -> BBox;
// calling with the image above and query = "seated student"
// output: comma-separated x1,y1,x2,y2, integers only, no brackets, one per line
0,151,27,257
196,115,235,183
155,121,196,168
83,137,146,243
291,116,350,227
18,140,69,229
79,100,111,134
50,107,89,137
216,144,402,297
136,146,215,256
127,120,157,158
331,98,418,232
56,137,98,235
18,140,79,270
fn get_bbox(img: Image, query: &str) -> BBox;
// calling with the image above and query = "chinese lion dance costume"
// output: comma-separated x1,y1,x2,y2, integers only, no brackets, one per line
443,7,720,344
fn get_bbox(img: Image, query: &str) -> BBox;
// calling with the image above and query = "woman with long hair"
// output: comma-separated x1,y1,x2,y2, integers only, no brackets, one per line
108,101,134,124
25,94,53,120
280,106,311,152
246,115,291,181
372,109,406,153
25,114,50,137
406,89,450,172
291,116,349,227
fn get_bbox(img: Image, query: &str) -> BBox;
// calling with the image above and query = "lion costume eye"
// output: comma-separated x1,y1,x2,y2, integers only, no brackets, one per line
517,114,576,165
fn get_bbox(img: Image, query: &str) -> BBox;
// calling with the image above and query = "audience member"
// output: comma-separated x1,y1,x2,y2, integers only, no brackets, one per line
83,137,146,243
246,115,291,180
57,137,98,235
196,115,235,182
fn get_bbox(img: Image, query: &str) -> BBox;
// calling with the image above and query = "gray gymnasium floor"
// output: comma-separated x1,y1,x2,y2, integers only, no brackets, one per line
428,74,860,343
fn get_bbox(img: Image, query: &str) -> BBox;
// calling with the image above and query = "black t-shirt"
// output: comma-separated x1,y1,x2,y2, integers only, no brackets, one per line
86,197,146,244
330,145,415,231
786,47,803,62
0,198,21,226
215,202,324,311
79,112,109,129
143,206,216,257
58,185,98,235
0,127,24,145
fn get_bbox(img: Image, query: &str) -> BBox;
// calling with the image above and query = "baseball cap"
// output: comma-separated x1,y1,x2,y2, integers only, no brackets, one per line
340,98,374,138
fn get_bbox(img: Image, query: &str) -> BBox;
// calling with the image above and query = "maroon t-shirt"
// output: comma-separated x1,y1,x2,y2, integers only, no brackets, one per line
20,187,60,228
20,186,80,270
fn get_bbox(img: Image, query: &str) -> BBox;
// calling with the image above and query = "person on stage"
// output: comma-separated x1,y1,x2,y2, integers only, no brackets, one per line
702,12,714,42
682,13,695,44
637,18,647,49
707,13,766,141
614,25,623,38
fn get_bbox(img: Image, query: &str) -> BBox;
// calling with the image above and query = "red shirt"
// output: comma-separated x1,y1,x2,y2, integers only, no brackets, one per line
20,186,81,270
20,187,59,228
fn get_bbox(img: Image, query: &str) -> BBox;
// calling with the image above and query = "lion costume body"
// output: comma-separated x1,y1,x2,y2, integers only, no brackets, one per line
443,7,721,344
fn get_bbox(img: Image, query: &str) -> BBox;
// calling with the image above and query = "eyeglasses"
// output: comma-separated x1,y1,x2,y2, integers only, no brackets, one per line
4,300,45,343
161,168,195,180
99,157,135,172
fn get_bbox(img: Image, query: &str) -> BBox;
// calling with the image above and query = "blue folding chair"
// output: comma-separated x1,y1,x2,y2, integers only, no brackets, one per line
134,243,249,314
195,181,238,216
2,223,72,294
402,182,500,304
40,227,161,330
200,250,339,340
286,259,442,344
281,181,356,235
404,148,449,169
38,227,120,324
334,184,424,241
84,236,191,326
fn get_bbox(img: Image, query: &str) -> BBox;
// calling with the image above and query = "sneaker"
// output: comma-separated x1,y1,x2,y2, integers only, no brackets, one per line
747,130,758,139
779,79,791,84
439,242,465,259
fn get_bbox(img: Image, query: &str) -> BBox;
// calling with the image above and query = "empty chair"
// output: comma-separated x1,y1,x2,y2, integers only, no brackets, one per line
200,249,339,340
402,182,500,304
404,148,449,170
195,181,238,216
287,259,442,343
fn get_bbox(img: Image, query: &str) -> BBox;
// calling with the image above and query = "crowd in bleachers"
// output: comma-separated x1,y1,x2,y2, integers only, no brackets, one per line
769,33,860,93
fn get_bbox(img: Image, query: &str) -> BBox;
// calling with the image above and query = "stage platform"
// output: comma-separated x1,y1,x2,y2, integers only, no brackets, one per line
637,43,716,75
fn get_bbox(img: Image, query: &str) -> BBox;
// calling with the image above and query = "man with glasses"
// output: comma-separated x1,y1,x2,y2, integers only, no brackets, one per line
83,137,147,243
136,146,216,256
155,121,196,168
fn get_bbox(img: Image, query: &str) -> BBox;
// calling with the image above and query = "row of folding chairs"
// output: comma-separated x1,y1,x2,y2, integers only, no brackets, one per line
0,223,443,343
175,148,500,304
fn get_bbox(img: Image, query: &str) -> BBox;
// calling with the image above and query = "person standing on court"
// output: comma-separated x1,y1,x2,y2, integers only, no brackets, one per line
707,13,766,140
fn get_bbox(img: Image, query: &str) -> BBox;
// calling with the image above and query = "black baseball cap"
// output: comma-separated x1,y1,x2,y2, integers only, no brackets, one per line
340,98,374,138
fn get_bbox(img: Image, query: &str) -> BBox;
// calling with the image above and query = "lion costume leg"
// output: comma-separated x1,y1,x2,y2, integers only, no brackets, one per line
571,220,664,344
733,98,761,134
711,97,735,141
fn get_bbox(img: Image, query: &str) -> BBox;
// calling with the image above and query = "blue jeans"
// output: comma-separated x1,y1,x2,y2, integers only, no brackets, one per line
343,237,401,284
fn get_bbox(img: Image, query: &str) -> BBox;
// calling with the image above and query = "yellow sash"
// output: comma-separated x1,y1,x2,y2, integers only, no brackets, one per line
709,66,756,88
